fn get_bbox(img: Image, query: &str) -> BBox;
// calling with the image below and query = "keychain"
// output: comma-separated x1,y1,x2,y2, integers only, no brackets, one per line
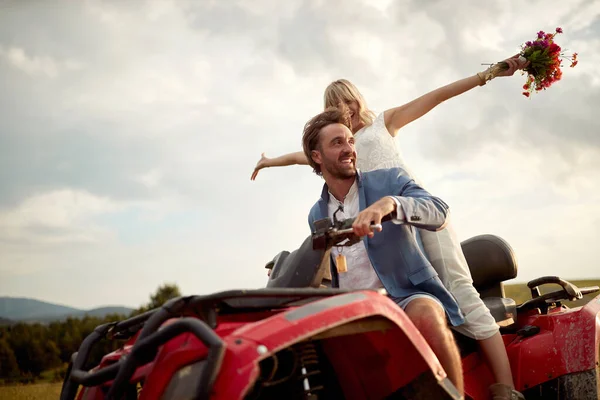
332,204,348,273
335,245,347,273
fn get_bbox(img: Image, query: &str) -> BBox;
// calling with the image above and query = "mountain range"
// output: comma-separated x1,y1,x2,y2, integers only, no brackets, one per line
0,297,133,324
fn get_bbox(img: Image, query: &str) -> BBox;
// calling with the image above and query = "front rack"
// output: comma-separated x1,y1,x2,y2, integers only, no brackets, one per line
60,288,351,400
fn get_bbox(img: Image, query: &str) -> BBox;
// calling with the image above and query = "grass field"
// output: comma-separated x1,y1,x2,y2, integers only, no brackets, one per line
0,382,62,400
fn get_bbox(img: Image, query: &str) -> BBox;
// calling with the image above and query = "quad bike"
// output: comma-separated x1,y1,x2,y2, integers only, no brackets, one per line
60,216,600,400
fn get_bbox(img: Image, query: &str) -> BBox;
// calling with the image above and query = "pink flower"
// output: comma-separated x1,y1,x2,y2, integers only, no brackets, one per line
499,27,575,97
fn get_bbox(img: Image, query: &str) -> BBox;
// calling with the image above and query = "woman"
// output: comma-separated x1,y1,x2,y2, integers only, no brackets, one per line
251,56,527,400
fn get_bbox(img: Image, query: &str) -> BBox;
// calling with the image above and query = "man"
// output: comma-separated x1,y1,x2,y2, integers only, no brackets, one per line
303,106,465,395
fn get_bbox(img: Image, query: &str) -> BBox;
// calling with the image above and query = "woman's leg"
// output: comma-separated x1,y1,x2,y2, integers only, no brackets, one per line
479,332,514,387
417,221,516,389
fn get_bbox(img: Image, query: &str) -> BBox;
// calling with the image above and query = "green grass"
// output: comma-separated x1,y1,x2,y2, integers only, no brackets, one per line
505,279,600,308
0,382,62,400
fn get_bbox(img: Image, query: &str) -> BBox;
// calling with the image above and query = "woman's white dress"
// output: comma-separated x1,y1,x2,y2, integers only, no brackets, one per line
354,112,497,340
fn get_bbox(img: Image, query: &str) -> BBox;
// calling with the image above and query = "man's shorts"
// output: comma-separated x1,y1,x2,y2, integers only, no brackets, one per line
395,293,444,311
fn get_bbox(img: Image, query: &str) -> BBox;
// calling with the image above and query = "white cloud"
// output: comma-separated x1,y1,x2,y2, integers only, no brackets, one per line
1,190,119,228
0,45,82,78
0,189,122,244
136,169,164,189
0,0,598,308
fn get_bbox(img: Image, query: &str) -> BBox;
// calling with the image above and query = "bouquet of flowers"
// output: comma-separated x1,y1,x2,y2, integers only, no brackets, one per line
482,27,578,97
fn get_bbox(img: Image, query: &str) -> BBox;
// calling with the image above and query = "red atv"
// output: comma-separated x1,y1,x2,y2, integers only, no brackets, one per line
60,217,600,400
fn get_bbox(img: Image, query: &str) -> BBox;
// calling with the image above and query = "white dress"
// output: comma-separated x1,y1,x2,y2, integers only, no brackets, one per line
354,112,498,340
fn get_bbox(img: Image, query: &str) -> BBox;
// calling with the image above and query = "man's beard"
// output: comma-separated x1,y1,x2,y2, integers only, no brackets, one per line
322,154,356,179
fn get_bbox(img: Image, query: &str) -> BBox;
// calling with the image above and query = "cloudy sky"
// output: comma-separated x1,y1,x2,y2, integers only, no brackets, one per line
0,0,598,309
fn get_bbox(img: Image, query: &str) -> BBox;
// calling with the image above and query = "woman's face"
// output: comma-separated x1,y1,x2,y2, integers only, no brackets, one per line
346,100,364,132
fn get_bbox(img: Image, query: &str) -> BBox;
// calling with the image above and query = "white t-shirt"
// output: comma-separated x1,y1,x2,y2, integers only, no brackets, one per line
328,181,383,290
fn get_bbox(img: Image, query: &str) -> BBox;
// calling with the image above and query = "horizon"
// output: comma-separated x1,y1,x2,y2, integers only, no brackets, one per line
0,295,135,310
4,276,600,311
1,1,599,309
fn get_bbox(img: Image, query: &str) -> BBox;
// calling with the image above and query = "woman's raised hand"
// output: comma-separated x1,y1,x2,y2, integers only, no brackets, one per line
251,152,270,180
496,54,530,77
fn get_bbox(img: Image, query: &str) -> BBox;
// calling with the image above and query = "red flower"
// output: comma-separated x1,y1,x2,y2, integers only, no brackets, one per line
513,28,575,97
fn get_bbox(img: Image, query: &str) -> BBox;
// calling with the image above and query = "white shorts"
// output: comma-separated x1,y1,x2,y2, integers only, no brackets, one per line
395,293,444,310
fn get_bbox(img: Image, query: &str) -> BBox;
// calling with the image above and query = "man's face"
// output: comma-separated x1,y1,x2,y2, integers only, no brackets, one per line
312,123,357,179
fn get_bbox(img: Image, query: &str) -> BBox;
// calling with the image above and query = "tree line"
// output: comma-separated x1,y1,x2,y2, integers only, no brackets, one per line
0,283,181,384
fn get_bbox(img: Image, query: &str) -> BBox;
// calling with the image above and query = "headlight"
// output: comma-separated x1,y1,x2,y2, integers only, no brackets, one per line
161,360,207,400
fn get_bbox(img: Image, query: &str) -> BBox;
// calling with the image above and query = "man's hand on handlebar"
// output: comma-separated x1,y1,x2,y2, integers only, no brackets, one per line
352,197,395,238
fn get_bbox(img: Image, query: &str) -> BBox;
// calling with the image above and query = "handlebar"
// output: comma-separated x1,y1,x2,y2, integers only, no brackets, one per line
330,223,382,236
527,276,582,300
518,277,600,314
312,216,387,250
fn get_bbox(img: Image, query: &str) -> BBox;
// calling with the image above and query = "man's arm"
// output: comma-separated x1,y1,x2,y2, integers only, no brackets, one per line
352,171,449,237
387,176,449,232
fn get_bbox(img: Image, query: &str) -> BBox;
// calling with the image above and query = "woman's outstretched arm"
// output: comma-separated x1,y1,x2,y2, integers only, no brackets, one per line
383,55,527,136
251,151,309,180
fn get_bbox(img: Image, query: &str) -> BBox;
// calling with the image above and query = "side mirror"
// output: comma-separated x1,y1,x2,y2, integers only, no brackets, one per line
265,251,290,279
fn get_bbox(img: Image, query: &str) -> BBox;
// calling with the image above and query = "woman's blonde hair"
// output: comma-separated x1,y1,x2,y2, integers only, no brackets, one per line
323,79,376,129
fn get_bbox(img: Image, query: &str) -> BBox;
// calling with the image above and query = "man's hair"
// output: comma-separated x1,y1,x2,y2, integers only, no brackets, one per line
302,106,352,176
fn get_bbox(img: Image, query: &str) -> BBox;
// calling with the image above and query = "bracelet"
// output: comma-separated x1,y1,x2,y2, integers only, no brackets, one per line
476,71,487,86
477,66,495,86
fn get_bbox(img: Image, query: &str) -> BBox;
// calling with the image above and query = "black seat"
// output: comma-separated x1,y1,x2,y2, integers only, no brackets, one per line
460,234,518,327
